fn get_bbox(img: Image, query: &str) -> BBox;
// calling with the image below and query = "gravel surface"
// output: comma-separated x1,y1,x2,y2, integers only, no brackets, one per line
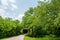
7,34,25,40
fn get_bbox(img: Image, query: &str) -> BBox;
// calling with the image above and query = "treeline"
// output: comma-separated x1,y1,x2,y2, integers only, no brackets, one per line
0,16,22,38
22,0,60,37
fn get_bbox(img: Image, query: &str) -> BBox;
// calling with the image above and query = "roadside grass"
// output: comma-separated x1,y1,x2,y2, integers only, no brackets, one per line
24,35,60,40
0,38,7,40
0,39,7,40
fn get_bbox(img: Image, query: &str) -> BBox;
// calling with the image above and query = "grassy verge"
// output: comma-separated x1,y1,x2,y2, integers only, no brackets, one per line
0,38,7,40
0,39,7,40
24,36,60,40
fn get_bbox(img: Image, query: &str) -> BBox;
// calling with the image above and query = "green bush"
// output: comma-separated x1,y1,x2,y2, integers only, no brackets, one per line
0,17,22,38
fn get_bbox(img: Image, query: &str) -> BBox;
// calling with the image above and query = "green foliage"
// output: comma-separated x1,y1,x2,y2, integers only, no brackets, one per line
0,17,22,38
22,0,60,37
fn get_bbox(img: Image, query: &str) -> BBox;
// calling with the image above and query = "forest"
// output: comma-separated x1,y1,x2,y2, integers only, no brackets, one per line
0,0,60,40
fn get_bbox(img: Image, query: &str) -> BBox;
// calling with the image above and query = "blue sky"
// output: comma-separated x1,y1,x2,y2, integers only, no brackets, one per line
0,0,46,21
0,0,39,21
0,0,49,21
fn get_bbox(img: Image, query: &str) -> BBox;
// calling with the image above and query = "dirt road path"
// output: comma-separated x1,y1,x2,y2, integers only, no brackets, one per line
7,34,25,40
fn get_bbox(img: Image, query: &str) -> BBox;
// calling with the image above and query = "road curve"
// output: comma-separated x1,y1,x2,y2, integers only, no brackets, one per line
7,34,25,40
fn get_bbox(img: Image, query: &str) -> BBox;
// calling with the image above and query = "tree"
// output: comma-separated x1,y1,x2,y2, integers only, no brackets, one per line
22,0,60,37
0,16,22,38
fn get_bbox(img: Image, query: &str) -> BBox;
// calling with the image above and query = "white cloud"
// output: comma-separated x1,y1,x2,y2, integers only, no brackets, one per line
0,9,5,14
1,0,8,5
0,0,20,20
11,4,18,10
0,0,8,10
40,0,45,1
9,0,16,3
1,0,17,11
40,0,50,2
11,4,18,9
15,14,24,21
4,13,13,18
0,0,17,12
0,9,6,18
0,0,8,15
0,5,7,9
